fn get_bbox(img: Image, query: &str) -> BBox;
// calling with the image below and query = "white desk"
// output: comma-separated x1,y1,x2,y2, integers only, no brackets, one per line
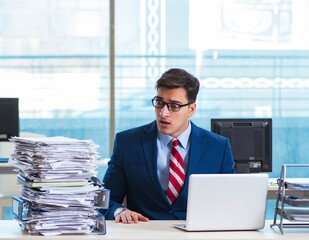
0,220,308,240
0,162,15,174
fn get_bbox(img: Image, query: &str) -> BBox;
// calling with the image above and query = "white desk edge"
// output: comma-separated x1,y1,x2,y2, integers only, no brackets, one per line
0,220,308,240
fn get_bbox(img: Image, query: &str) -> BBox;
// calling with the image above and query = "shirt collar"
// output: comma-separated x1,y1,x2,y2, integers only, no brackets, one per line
158,121,191,149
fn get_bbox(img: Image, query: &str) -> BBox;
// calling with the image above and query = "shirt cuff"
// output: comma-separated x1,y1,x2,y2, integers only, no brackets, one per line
114,207,126,218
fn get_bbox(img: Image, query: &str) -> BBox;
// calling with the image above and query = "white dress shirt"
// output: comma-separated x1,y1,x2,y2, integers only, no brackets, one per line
156,122,191,192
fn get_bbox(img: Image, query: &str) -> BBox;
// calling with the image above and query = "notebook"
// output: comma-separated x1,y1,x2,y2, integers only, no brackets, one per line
174,173,268,231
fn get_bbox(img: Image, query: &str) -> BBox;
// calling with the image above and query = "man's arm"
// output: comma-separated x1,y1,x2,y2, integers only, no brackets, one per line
220,138,236,173
101,133,149,223
101,133,128,219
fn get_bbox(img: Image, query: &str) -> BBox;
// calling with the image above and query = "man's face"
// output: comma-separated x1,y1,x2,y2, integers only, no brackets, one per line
154,87,196,137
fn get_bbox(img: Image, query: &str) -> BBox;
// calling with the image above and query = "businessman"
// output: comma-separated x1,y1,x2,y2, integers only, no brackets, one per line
102,68,235,223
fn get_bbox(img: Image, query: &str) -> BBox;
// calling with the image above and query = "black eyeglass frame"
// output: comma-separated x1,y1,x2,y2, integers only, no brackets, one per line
151,97,193,112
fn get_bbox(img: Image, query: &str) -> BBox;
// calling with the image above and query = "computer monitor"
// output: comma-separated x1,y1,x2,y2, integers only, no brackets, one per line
211,118,272,173
0,98,19,141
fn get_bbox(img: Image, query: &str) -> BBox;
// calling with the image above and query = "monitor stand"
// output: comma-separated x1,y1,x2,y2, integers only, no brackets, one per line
235,162,250,173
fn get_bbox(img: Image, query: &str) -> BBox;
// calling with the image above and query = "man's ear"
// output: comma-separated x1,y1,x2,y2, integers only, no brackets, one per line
188,102,196,117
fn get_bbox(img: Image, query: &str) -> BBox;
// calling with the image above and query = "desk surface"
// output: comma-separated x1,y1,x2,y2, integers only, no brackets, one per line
0,220,308,240
0,163,15,174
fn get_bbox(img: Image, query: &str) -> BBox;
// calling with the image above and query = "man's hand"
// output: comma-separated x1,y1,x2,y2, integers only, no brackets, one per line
115,209,149,224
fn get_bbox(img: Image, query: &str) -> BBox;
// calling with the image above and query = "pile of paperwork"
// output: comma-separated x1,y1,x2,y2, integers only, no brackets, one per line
8,136,102,235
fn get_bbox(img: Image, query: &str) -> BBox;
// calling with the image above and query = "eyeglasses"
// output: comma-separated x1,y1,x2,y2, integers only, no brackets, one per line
151,97,193,112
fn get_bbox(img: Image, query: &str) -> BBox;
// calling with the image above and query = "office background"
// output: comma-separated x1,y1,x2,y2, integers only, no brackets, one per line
1,0,309,218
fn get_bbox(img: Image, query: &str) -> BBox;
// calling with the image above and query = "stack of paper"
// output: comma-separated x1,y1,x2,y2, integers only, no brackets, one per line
8,136,102,235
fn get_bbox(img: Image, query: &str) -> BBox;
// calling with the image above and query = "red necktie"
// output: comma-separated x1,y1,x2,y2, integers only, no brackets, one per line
166,138,185,204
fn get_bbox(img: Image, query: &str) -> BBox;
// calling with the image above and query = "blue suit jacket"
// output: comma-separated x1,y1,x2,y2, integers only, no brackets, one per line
102,121,235,220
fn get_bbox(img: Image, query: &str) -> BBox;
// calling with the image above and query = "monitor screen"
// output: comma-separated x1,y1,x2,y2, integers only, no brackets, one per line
0,98,19,141
211,118,272,173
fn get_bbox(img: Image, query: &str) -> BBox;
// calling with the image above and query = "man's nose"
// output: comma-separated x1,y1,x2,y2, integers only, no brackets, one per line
159,104,170,116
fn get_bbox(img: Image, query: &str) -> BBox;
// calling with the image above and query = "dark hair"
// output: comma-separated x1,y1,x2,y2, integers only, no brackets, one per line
155,68,200,102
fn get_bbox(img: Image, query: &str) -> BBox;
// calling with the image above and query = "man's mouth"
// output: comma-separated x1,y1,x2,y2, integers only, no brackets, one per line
159,119,170,126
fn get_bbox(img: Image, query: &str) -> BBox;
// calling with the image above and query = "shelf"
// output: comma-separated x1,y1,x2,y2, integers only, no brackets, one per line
277,208,309,222
271,164,309,234
282,195,309,207
285,182,309,191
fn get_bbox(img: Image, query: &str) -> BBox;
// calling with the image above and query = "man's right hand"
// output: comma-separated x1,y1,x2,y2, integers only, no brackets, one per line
115,209,149,224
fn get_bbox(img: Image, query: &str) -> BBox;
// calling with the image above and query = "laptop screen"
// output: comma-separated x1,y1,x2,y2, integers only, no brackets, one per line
179,173,268,231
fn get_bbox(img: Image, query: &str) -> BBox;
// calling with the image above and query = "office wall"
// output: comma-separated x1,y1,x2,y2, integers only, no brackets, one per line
0,0,308,175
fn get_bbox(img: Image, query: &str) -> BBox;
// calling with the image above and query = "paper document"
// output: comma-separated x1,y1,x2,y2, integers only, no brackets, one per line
8,136,104,236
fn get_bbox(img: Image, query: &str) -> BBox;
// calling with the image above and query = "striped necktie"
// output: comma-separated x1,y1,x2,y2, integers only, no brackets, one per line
166,138,185,204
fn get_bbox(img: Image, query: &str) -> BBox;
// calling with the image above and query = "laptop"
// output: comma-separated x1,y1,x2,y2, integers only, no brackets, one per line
175,173,268,231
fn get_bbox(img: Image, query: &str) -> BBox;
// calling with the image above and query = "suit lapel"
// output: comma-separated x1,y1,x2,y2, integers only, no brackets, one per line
176,123,207,202
142,121,180,204
186,123,207,175
141,122,163,191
